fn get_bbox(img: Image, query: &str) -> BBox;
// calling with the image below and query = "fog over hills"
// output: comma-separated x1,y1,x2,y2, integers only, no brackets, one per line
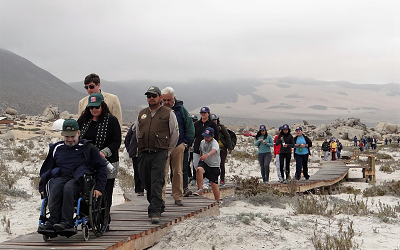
0,48,85,115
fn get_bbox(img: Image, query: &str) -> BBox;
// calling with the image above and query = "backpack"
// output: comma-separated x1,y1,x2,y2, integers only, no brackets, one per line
227,129,237,149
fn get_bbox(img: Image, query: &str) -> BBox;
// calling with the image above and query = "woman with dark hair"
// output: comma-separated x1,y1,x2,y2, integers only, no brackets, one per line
254,125,273,183
77,93,121,229
275,124,294,183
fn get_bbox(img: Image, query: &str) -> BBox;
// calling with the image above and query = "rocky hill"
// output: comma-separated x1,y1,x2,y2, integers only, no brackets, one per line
0,48,85,115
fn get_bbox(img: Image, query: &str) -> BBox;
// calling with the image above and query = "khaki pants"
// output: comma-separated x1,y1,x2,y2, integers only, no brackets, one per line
162,143,185,201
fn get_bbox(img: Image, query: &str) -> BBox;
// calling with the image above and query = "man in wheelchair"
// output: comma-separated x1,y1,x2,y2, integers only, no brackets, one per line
37,119,107,236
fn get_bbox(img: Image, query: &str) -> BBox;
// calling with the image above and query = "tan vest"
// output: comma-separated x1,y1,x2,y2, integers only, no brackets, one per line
137,106,171,152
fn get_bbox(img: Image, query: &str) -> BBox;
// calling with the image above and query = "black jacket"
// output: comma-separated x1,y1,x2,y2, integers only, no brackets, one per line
293,135,312,156
124,123,138,159
193,119,219,154
321,141,330,151
275,130,294,154
38,139,107,193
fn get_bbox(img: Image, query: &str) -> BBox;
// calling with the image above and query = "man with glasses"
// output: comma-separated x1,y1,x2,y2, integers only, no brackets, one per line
78,73,122,126
135,86,179,224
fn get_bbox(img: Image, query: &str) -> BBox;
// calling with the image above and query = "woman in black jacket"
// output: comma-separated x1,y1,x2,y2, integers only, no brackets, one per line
78,93,121,228
275,124,294,183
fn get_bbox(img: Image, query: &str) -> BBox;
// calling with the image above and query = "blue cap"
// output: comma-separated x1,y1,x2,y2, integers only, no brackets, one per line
202,127,214,138
199,107,210,113
279,126,283,130
259,124,266,131
295,126,302,131
282,124,289,129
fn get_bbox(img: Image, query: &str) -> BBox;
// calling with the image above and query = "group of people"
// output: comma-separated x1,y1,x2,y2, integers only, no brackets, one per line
38,73,233,237
354,136,378,151
321,138,343,160
254,124,313,183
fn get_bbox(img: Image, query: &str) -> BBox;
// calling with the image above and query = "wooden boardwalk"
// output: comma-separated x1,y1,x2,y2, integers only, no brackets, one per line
268,161,350,193
0,185,235,250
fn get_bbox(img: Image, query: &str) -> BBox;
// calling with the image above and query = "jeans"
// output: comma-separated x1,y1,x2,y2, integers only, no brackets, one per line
258,152,272,182
337,150,341,159
322,151,329,161
295,154,309,180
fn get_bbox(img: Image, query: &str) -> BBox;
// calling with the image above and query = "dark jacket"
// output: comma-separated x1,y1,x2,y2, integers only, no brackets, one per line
275,129,294,154
337,142,343,151
124,123,137,158
293,135,312,156
193,118,219,154
218,123,233,150
38,139,107,193
321,141,330,151
171,99,195,146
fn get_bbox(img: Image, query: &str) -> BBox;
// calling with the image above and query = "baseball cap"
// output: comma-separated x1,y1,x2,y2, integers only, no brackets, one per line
61,119,79,136
190,114,198,120
282,124,289,130
199,107,210,113
202,127,214,138
211,114,219,120
259,124,266,131
278,126,283,130
144,86,161,96
295,126,302,131
87,93,104,107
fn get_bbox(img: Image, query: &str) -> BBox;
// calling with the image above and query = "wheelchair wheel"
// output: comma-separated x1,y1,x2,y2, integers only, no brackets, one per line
89,186,109,237
82,224,89,241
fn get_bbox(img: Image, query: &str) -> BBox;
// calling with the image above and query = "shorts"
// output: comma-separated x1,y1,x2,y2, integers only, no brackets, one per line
198,161,220,184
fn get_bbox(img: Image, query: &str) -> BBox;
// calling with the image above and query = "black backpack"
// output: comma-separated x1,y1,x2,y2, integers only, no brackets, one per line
227,129,237,149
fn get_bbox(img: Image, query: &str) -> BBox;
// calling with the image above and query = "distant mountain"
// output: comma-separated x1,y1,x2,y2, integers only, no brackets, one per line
0,48,85,115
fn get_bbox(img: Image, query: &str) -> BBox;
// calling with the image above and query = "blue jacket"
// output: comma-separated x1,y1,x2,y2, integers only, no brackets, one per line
254,135,274,153
172,99,195,146
38,139,107,193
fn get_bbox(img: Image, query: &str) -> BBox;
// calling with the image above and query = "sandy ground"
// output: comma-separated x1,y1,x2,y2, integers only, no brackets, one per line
1,122,400,250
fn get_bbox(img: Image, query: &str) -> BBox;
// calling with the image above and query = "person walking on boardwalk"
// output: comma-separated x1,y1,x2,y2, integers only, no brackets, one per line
273,126,284,182
336,139,343,159
293,126,312,181
275,124,294,183
330,139,337,161
353,136,358,147
78,73,122,126
124,123,144,196
135,86,179,224
321,138,330,161
188,114,198,183
254,125,274,183
161,87,194,206
78,93,121,229
193,127,221,205
211,114,234,186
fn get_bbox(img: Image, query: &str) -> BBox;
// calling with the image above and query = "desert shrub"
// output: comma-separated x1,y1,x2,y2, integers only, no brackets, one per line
343,186,361,195
363,181,400,197
0,163,22,189
236,212,260,225
232,176,274,197
38,151,48,161
339,195,371,216
379,165,394,174
311,220,358,250
1,216,11,234
292,195,336,217
118,167,135,193
376,201,397,223
248,193,288,209
14,146,30,163
376,153,393,160
0,186,30,198
280,218,290,230
0,193,6,209
231,151,257,161
26,140,35,150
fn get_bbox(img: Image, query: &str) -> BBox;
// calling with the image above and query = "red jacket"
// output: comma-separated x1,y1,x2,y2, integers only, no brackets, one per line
273,135,281,156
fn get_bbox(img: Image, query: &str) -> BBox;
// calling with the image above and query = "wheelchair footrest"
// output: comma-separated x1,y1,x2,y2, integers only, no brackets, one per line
58,228,78,238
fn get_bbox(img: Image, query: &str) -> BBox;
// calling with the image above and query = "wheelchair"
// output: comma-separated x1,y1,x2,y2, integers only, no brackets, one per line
38,173,109,241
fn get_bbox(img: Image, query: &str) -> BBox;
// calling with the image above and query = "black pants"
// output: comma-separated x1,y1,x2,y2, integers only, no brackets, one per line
47,177,81,228
295,153,309,180
138,150,168,217
105,178,115,222
182,147,189,189
220,148,228,182
132,157,144,193
279,153,291,180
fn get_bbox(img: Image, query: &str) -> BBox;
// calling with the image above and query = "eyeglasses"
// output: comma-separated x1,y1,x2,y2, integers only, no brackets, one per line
89,106,101,110
147,93,158,99
84,84,96,90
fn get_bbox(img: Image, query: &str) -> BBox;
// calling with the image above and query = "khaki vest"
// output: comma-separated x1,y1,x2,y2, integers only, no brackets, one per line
137,106,171,151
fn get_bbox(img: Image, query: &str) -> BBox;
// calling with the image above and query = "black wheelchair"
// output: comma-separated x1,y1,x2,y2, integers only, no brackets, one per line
38,173,109,241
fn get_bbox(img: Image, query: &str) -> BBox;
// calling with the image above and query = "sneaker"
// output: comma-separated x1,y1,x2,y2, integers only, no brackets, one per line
219,180,225,186
37,223,54,233
193,189,203,196
283,179,288,184
137,192,144,196
175,200,184,206
217,201,223,207
150,215,161,224
183,187,192,197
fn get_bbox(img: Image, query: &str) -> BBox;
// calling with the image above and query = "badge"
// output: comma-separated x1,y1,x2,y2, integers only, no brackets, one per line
141,114,147,119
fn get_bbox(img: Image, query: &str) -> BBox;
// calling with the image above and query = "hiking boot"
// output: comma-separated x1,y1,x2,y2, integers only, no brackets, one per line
150,215,161,224
183,187,192,197
137,192,144,196
175,200,184,206
193,189,203,196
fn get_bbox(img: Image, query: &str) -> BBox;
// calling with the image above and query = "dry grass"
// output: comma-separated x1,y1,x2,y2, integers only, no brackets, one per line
232,176,275,197
376,153,394,161
379,165,394,174
1,216,11,234
311,220,358,250
363,181,400,197
0,162,22,189
230,151,258,161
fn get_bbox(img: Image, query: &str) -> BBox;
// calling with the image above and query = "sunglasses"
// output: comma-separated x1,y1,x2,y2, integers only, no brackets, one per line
84,84,96,90
147,93,158,99
89,106,101,110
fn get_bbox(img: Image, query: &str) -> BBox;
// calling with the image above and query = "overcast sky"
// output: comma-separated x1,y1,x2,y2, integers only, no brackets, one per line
1,0,399,84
